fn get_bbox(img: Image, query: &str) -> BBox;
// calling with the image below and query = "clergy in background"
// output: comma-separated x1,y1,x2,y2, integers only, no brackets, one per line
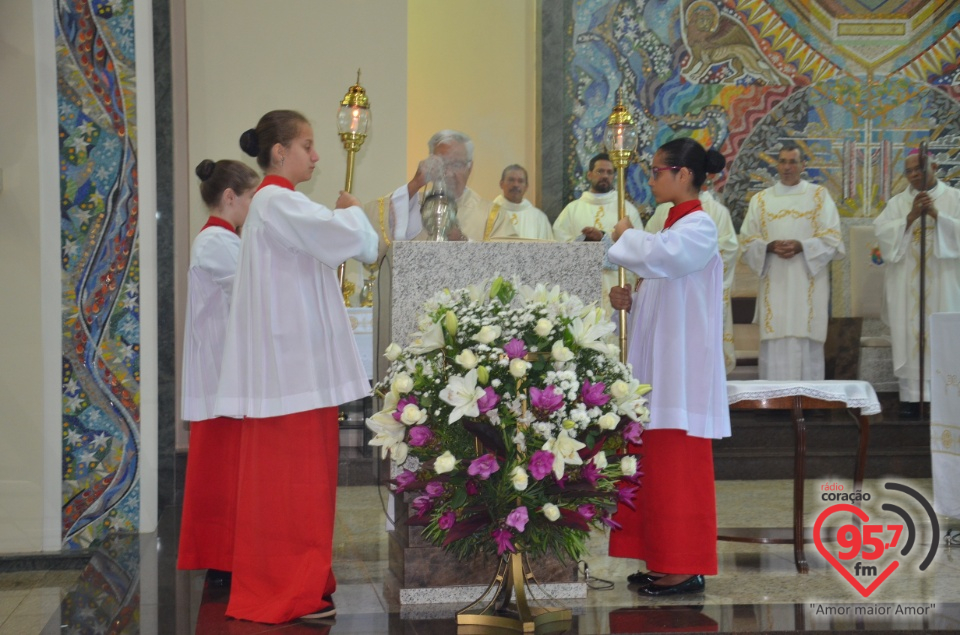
646,182,739,373
739,141,845,380
553,153,645,314
873,149,960,415
493,164,554,240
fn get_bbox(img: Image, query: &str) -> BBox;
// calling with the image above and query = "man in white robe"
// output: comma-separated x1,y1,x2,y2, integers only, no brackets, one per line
874,151,960,411
647,187,739,373
739,142,846,380
364,130,515,256
553,153,645,313
493,164,554,240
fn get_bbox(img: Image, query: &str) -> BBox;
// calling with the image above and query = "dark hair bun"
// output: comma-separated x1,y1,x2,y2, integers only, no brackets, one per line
195,159,216,181
704,149,726,175
239,128,260,157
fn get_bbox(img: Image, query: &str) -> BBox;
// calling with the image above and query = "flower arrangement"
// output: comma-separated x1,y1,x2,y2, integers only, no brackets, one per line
366,276,650,563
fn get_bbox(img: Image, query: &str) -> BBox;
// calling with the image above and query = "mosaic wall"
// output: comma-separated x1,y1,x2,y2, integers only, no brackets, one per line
56,0,141,548
563,0,960,225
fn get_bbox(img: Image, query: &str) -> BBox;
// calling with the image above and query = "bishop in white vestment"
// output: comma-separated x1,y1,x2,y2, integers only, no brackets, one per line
739,145,845,380
874,153,960,404
647,189,739,373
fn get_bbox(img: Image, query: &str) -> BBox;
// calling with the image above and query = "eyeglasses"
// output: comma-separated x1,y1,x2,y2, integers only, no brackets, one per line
651,166,682,177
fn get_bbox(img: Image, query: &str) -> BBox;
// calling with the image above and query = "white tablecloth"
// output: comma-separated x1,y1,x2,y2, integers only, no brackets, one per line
931,313,960,519
727,380,882,415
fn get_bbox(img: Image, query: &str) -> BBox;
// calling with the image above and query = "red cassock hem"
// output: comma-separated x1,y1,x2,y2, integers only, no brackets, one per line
177,416,242,572
608,429,718,575
225,408,339,624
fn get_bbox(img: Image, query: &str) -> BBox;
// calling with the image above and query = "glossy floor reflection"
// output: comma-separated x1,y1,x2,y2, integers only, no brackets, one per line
2,479,960,634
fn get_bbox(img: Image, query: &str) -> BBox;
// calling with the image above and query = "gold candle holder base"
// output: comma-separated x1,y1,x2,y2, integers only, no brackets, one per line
456,552,572,633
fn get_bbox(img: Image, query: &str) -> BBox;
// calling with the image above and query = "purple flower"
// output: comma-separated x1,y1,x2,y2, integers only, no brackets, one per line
599,509,622,531
425,481,445,498
581,380,610,407
477,386,501,414
438,511,456,530
503,338,528,360
528,450,555,481
530,386,564,413
468,454,501,480
618,484,639,511
578,504,597,521
465,480,479,496
580,461,600,486
411,495,434,518
623,421,643,445
393,395,418,421
505,506,529,533
394,469,417,493
407,425,434,447
492,528,516,555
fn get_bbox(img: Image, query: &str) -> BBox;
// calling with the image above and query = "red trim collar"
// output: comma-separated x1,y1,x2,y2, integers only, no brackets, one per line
256,174,294,192
664,199,703,229
201,215,237,235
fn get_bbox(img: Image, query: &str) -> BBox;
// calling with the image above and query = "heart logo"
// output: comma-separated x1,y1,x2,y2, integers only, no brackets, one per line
813,503,900,598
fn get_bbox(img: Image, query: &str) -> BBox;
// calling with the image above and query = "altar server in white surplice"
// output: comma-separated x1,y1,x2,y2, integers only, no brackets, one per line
607,138,731,598
739,141,846,380
874,150,960,409
553,153,644,313
647,187,739,373
493,164,554,240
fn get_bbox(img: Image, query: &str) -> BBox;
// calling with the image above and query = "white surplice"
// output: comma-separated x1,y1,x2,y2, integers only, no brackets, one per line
554,190,644,314
492,195,554,240
216,182,379,418
740,180,846,380
607,211,731,440
647,190,739,373
181,226,240,422
874,181,960,400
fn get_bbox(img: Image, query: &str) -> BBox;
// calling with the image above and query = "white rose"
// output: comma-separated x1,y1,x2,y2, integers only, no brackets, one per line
400,404,426,426
391,373,414,394
610,380,629,400
455,349,479,370
551,341,574,363
620,455,638,477
435,451,457,474
592,452,608,469
473,325,502,345
510,466,529,491
384,342,402,361
542,503,561,522
597,413,619,430
534,318,553,337
509,358,528,378
391,441,409,464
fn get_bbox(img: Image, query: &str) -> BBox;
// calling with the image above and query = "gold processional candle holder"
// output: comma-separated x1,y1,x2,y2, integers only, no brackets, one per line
603,94,639,365
336,70,371,301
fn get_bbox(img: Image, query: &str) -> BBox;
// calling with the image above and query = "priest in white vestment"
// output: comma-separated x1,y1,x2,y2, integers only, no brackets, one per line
874,151,960,408
364,130,516,255
739,142,846,380
647,188,739,373
553,153,645,314
493,164,554,240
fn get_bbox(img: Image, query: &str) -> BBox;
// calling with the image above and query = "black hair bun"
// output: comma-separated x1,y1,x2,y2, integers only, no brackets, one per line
239,128,260,157
704,149,726,175
195,159,216,181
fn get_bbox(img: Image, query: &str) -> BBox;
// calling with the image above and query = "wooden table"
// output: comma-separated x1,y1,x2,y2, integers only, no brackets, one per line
720,381,881,573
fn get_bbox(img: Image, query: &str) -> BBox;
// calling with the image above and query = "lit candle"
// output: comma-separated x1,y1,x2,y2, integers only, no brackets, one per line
616,126,624,150
350,108,360,133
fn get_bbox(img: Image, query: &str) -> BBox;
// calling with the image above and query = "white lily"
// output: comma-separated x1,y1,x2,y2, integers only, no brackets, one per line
366,411,407,462
407,321,445,354
542,429,586,479
568,307,616,351
439,368,486,423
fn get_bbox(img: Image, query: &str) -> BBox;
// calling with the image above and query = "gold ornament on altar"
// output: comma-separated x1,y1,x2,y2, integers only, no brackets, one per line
603,92,639,365
336,70,372,303
359,261,379,308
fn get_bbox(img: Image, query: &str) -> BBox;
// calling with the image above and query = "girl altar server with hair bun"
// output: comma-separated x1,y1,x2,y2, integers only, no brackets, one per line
606,137,732,596
216,109,379,624
177,159,259,577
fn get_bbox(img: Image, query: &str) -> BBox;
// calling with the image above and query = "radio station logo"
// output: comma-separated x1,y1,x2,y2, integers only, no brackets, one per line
813,482,939,598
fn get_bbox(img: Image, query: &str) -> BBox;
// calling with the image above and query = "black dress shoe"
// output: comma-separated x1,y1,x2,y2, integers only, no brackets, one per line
898,402,919,418
637,574,705,596
627,571,663,585
206,569,232,588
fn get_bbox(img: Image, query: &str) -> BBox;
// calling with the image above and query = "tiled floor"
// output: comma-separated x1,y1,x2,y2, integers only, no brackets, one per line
2,477,960,634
